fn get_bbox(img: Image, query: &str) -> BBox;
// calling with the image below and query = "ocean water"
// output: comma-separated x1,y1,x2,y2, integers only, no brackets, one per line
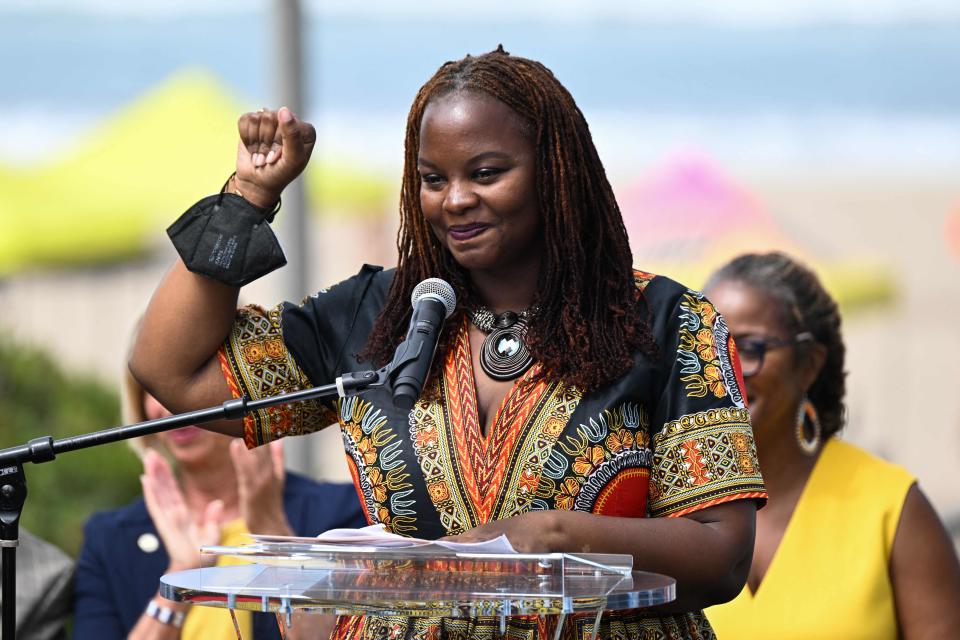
2,10,959,175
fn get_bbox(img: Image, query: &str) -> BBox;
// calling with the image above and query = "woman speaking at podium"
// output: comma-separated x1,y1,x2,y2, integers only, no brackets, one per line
131,47,766,639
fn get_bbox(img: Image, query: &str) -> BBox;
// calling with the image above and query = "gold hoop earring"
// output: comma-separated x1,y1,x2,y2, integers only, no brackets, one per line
796,396,822,455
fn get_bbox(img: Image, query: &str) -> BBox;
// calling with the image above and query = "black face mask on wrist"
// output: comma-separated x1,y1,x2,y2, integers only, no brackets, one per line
167,192,286,287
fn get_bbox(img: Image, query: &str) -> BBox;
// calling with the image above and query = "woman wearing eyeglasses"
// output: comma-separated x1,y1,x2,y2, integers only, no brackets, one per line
702,251,960,639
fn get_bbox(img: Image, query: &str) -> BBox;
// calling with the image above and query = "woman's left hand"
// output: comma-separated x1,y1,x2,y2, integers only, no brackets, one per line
230,439,292,536
141,449,224,572
440,512,560,553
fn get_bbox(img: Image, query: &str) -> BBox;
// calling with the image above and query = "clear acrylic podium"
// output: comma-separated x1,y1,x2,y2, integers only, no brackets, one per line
159,541,675,640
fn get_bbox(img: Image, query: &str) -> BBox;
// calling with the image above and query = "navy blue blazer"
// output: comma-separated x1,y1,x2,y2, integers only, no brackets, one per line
73,473,367,639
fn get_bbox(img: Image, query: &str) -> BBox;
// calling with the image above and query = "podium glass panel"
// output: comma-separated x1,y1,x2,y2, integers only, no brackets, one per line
160,543,675,640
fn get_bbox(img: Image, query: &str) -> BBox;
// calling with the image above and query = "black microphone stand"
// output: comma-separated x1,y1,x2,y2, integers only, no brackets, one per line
0,368,388,639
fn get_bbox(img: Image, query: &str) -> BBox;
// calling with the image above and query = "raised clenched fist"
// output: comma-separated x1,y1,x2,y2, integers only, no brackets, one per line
232,106,316,209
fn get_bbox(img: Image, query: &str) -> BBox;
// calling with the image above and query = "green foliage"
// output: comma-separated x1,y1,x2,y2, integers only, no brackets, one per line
0,337,141,557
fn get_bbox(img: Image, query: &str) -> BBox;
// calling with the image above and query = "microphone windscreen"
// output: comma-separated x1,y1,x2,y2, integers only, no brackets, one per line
410,278,456,319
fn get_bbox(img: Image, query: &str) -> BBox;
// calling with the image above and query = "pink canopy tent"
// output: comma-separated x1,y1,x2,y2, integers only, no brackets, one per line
619,151,800,265
616,151,893,309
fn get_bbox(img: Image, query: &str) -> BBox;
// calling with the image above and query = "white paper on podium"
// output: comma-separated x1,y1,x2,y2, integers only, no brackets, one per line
252,524,517,554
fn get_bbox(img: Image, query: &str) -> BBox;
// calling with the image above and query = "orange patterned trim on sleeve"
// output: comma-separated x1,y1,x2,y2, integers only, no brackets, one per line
218,304,338,448
667,490,768,518
215,345,261,449
649,407,766,517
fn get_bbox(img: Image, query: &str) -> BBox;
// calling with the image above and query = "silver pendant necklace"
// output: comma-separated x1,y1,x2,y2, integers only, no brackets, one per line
468,307,536,381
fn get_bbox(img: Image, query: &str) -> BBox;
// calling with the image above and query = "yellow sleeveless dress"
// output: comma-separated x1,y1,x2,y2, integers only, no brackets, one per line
705,437,914,639
182,519,254,640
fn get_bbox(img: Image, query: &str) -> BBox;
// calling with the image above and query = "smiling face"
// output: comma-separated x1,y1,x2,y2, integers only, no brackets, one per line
142,393,232,468
417,91,543,283
706,279,811,444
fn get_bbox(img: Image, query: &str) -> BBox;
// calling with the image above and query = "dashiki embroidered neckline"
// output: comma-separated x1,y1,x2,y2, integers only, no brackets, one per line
467,307,536,381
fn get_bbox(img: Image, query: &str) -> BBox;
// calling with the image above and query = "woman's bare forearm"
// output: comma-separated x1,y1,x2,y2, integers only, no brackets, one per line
449,500,755,612
546,502,755,611
130,108,315,436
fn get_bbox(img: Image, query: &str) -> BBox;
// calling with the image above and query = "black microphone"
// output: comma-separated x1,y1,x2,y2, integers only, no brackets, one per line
389,278,457,410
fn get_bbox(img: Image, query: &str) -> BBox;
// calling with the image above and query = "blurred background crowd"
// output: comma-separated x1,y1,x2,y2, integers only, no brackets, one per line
0,0,957,564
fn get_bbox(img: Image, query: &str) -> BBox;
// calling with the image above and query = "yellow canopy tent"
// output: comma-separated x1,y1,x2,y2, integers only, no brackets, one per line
0,71,392,276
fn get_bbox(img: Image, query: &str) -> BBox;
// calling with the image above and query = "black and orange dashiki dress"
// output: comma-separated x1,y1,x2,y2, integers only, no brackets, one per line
218,265,766,640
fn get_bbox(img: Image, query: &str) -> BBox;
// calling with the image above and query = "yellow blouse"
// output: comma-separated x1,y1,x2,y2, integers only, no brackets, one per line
181,519,253,640
706,438,914,640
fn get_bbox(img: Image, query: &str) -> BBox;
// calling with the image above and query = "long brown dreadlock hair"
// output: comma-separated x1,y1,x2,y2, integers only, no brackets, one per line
360,46,658,391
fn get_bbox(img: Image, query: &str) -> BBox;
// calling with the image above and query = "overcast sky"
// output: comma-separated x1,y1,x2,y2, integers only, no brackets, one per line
6,0,960,24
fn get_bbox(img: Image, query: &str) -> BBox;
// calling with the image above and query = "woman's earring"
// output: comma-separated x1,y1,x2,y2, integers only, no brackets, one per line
795,396,822,455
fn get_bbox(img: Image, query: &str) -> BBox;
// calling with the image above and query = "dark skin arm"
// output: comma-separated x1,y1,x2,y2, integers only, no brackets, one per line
129,108,316,433
130,260,240,434
890,484,960,639
445,500,756,612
